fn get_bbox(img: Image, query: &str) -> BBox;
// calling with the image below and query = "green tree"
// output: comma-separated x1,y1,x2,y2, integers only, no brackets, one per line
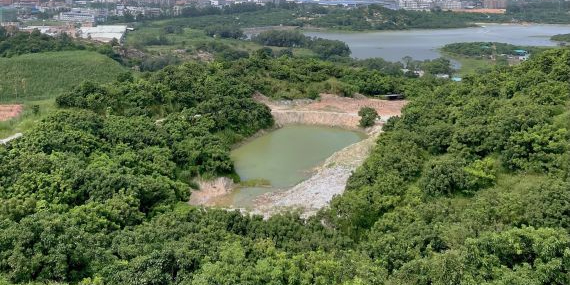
358,107,378,127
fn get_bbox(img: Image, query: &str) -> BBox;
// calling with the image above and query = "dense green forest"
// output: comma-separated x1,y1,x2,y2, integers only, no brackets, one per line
202,55,444,99
0,31,569,284
252,30,350,59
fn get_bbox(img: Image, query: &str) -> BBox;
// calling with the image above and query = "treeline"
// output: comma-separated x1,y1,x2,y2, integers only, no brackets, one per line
210,53,448,99
307,5,492,30
0,27,121,61
442,42,541,57
252,30,350,59
180,1,298,18
0,28,79,57
507,0,570,23
551,33,570,42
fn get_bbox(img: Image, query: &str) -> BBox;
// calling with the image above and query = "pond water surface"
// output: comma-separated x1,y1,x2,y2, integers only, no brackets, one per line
305,24,570,61
214,125,366,208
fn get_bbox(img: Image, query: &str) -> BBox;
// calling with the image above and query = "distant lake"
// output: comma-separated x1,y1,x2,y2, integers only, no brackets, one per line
304,24,570,61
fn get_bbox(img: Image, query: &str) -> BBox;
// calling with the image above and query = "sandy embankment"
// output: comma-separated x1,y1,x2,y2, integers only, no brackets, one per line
189,94,406,215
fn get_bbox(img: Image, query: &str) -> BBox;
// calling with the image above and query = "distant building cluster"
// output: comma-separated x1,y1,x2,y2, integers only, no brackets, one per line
0,0,510,32
396,0,506,11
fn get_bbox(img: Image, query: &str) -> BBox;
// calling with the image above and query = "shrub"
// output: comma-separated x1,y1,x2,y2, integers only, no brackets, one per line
358,107,378,127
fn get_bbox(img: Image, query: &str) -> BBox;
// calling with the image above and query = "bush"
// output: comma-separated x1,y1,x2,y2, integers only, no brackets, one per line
358,107,378,127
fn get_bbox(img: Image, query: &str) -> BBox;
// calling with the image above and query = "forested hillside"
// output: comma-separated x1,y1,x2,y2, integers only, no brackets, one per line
0,47,569,284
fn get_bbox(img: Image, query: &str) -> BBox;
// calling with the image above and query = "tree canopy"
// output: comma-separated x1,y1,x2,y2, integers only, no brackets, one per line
0,45,569,285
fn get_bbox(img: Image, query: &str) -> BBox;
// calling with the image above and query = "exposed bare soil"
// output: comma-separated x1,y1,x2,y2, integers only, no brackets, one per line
255,93,406,128
189,177,235,206
0,104,23,121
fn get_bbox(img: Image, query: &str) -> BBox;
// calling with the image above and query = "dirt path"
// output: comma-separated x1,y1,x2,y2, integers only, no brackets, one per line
0,133,23,145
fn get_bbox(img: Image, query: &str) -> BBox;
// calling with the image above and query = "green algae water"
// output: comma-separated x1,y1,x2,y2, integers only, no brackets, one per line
216,125,366,207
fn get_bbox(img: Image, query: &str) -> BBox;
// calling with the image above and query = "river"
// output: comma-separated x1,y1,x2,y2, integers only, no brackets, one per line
213,125,366,208
304,23,570,61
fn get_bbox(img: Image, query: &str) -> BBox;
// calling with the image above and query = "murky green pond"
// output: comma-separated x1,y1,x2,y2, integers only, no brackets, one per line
214,125,366,207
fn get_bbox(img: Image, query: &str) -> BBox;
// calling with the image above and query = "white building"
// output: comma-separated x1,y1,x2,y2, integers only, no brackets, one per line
437,0,462,9
59,10,96,22
79,25,127,43
398,0,433,10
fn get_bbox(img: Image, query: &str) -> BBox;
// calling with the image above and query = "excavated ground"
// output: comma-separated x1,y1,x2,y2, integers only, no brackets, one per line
255,93,405,129
189,94,407,216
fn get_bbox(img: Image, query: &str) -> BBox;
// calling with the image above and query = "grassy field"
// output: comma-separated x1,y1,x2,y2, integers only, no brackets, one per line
126,26,315,57
0,50,126,102
443,52,496,76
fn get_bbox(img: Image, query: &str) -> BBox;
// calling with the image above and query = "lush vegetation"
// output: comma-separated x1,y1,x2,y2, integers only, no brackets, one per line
132,4,491,32
0,29,79,58
252,30,350,59
507,0,570,24
0,27,120,60
322,49,570,283
400,56,455,76
551,33,570,43
203,54,444,99
0,51,126,102
1,24,569,284
140,7,301,31
442,42,542,57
